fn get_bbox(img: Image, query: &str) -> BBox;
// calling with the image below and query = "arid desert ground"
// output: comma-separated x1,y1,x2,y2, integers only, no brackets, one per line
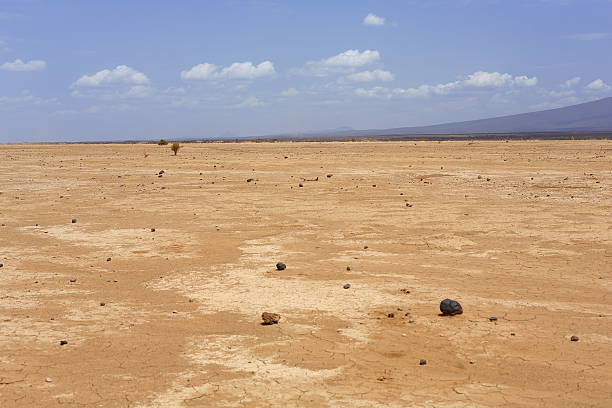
0,140,611,407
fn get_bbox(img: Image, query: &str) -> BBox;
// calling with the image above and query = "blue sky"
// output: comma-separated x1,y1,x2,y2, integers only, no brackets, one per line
1,0,611,142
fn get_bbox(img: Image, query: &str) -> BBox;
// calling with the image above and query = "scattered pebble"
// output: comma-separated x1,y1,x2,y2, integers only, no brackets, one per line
276,262,286,271
570,335,580,342
45,377,53,383
419,359,427,366
326,174,333,178
489,316,498,322
346,266,351,271
106,257,111,262
469,360,476,365
299,183,304,187
151,228,156,232
69,278,77,283
343,283,351,289
71,218,77,223
261,312,281,325
439,299,463,316
387,313,395,318
59,340,68,346
100,302,106,306
246,178,254,182
0,263,3,268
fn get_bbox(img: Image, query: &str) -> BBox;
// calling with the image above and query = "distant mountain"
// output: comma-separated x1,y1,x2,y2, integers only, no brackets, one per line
265,97,612,138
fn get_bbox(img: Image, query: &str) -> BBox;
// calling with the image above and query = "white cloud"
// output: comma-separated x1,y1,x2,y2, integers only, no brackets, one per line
125,85,153,98
354,71,538,99
0,90,56,110
181,61,275,80
347,69,394,82
0,58,46,72
561,76,581,88
73,65,149,87
295,49,381,77
363,13,385,26
513,75,538,87
280,88,299,96
323,49,380,67
564,33,610,40
585,79,611,91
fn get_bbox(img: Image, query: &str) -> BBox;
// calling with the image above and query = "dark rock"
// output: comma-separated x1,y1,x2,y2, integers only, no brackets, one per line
0,263,3,268
100,302,106,306
570,335,580,342
276,262,286,271
343,283,351,289
326,174,333,178
150,228,155,232
387,313,395,318
246,178,254,182
346,266,351,271
106,258,111,262
489,316,498,322
261,312,280,325
439,299,463,316
69,278,77,283
299,183,304,187
59,340,68,346
419,359,427,366
71,218,77,223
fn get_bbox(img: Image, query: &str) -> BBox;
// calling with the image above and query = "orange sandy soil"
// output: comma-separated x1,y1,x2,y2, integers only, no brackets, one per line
0,140,611,408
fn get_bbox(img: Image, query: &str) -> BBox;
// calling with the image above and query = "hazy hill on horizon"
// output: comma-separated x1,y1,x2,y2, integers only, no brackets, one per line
266,97,612,138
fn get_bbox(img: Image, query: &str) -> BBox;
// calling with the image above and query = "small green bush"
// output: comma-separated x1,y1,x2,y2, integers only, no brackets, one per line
158,139,168,145
171,142,181,155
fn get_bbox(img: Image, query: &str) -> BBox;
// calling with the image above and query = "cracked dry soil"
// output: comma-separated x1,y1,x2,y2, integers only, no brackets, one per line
0,140,611,407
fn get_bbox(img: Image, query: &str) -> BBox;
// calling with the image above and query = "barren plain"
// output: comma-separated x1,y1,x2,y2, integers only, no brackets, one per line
0,140,611,407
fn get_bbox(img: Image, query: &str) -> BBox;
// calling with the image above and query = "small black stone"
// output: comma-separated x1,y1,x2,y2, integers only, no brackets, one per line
59,340,68,346
276,262,286,271
100,302,106,306
419,359,427,366
150,228,155,232
246,178,254,182
71,218,77,223
343,283,351,289
346,266,351,271
440,299,463,316
106,258,111,262
0,263,3,268
570,335,579,342
387,313,395,318
489,316,498,322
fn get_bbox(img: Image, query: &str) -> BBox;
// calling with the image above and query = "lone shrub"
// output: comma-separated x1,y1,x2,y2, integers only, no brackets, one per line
158,139,168,145
171,142,181,155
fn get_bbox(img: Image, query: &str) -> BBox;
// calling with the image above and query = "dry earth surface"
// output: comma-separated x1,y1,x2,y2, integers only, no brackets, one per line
0,140,611,407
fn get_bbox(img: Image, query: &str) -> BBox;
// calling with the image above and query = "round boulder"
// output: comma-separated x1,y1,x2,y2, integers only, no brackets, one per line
440,298,463,316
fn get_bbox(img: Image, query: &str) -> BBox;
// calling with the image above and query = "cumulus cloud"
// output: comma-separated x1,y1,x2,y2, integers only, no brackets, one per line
363,13,385,26
561,77,581,88
346,69,394,82
324,49,380,67
181,61,275,80
0,58,46,72
585,79,611,91
280,87,299,96
354,71,538,98
73,65,149,87
295,49,381,77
